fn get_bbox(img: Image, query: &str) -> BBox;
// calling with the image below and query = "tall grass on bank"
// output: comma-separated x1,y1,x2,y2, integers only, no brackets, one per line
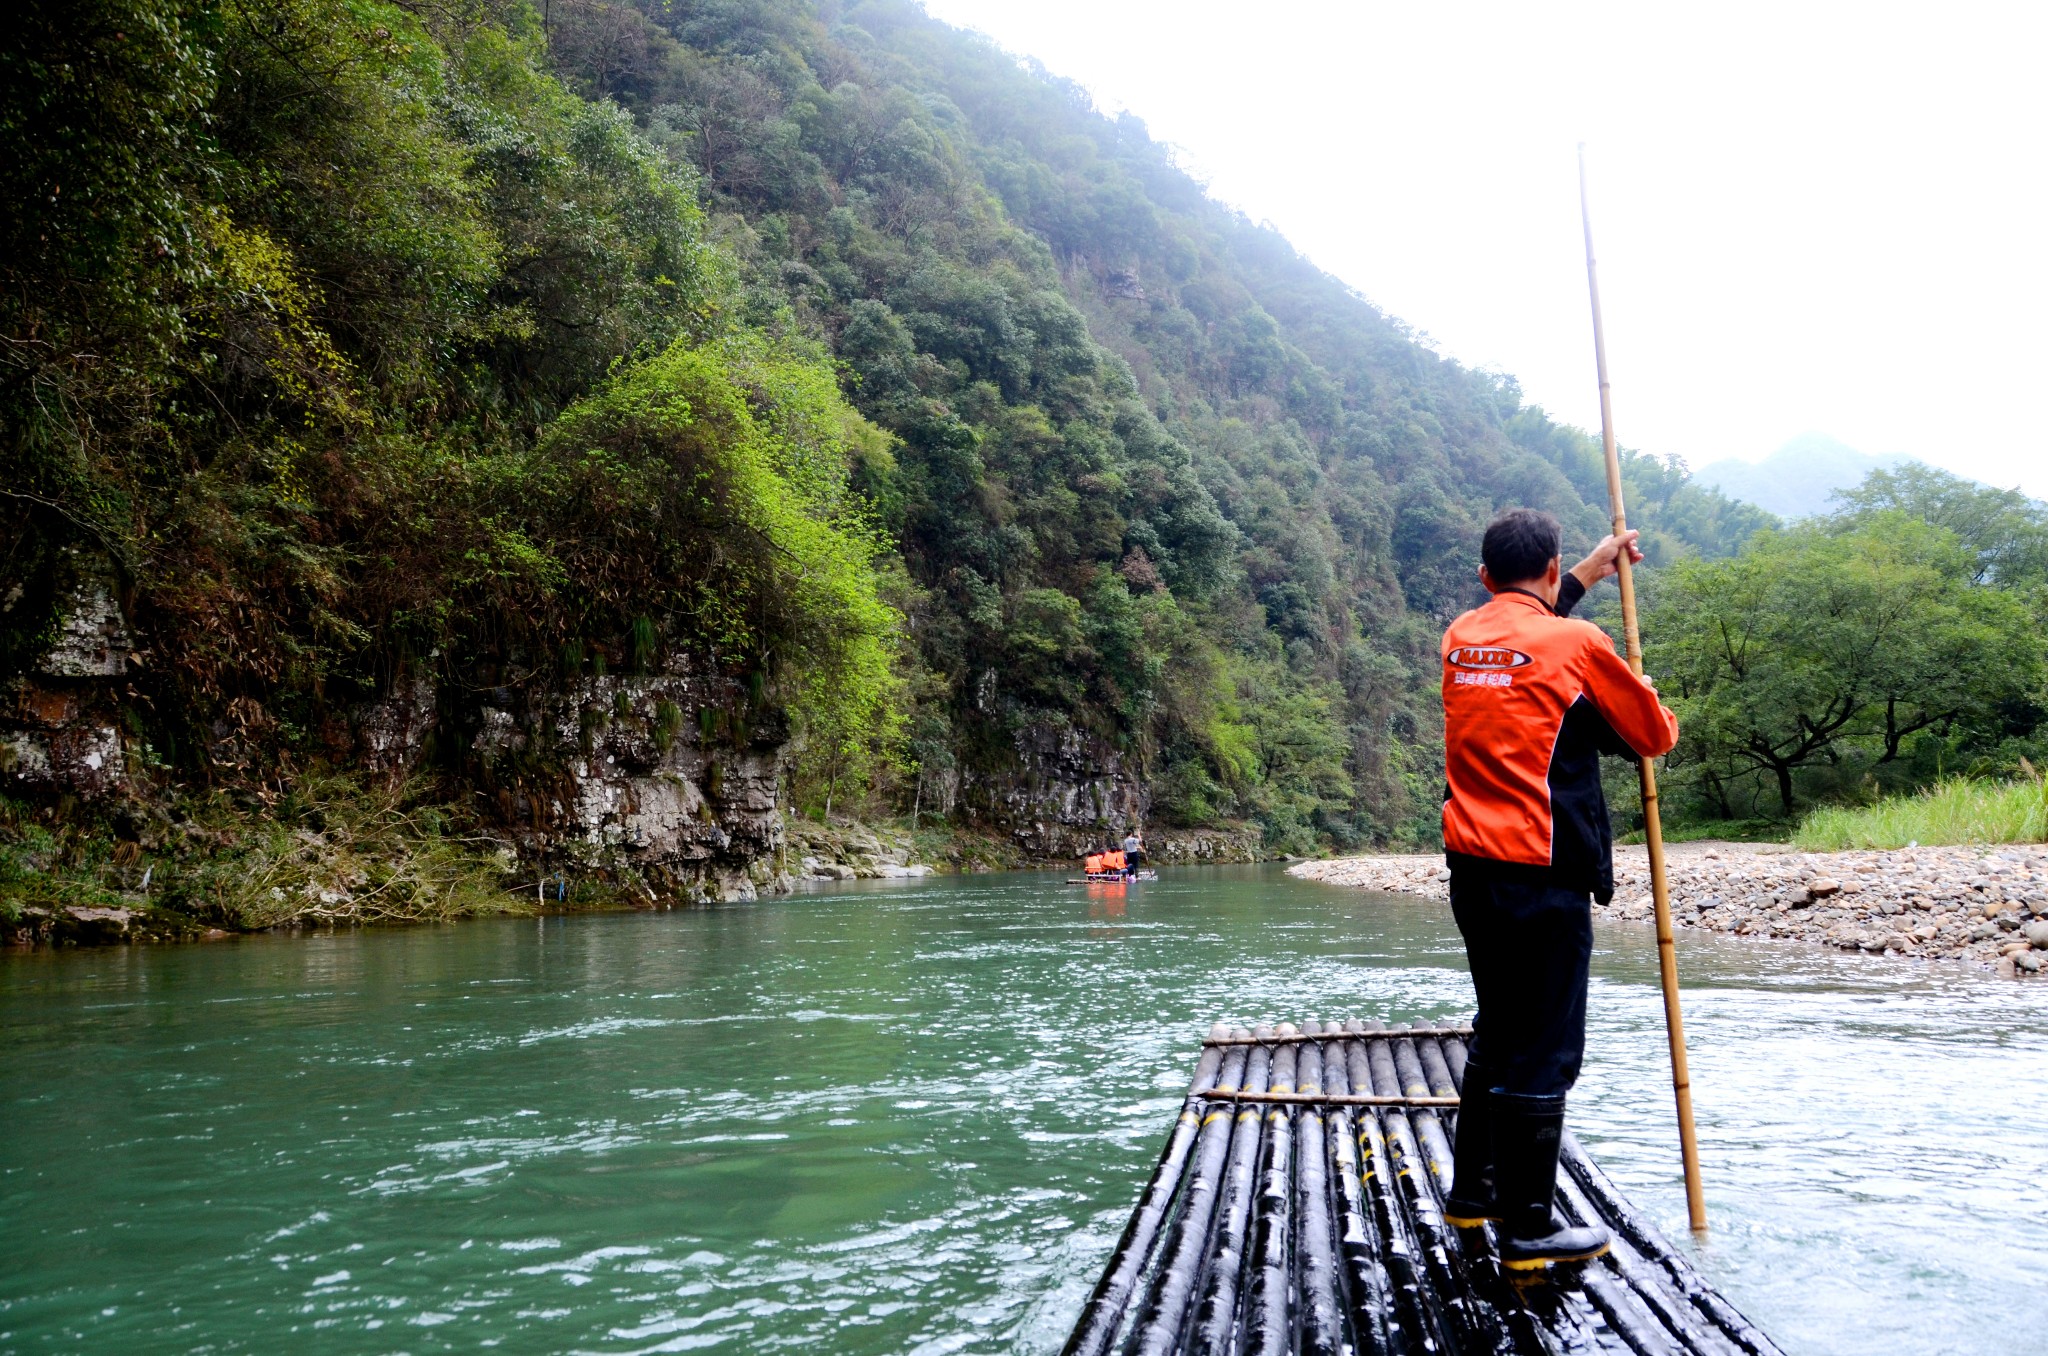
1793,776,2048,852
2,776,534,929
192,778,530,929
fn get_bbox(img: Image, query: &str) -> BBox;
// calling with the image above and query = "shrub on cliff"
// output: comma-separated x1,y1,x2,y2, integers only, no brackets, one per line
508,334,906,793
0,778,534,931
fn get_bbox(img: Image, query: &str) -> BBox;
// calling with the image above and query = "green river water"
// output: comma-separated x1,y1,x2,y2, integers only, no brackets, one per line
4,865,2046,1354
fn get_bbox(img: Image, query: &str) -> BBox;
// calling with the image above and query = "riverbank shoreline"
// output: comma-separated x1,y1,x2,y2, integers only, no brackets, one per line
1290,841,2048,978
4,817,1276,949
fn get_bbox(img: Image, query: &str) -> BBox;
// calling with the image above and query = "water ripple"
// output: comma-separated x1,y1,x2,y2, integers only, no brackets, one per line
2,867,2045,1353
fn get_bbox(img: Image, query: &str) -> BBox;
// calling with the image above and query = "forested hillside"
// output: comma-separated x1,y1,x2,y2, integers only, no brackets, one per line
539,0,1771,848
4,0,905,920
4,0,1779,914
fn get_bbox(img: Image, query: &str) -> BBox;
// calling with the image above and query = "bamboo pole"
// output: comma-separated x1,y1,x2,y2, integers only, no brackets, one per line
1202,1025,1473,1047
1240,1037,1295,1356
1578,143,1708,1234
1290,1035,1347,1356
1058,1044,1224,1356
1187,1036,1268,1355
1199,1089,1462,1109
1122,1034,1254,1356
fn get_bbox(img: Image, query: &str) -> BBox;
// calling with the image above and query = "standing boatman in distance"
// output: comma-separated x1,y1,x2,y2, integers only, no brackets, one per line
1438,508,1679,1269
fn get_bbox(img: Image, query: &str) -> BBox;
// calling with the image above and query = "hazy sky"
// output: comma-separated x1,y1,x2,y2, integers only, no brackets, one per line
920,0,2047,495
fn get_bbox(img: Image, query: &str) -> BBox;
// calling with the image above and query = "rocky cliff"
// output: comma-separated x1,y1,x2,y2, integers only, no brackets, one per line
3,579,136,801
943,718,1266,863
302,655,797,902
955,718,1150,859
450,664,790,901
5,589,1261,930
4,583,795,905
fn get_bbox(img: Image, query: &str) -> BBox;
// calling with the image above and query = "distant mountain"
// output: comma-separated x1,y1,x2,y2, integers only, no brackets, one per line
1693,434,1912,520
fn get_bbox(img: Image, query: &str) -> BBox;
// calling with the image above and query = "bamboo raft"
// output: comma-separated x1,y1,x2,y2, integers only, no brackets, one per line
1063,1020,1781,1356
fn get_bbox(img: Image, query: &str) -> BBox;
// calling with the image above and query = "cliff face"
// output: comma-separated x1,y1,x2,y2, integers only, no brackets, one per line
944,720,1263,863
3,581,135,802
455,666,790,901
4,585,793,903
5,588,1255,906
342,659,794,900
953,719,1148,859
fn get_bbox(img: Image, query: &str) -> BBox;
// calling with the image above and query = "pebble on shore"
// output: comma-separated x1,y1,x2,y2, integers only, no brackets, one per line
1288,842,2048,977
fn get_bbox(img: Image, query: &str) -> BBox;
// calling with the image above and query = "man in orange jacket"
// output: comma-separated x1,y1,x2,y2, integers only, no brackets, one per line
1438,508,1678,1270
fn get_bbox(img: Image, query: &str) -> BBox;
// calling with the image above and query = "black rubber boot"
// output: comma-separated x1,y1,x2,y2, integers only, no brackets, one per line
1442,1061,1499,1226
1493,1092,1610,1269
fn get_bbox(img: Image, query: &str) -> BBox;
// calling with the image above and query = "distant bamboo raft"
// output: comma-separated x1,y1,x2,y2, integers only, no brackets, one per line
1063,1019,1781,1356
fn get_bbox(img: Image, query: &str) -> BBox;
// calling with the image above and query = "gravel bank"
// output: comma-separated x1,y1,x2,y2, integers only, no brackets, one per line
1289,841,2048,978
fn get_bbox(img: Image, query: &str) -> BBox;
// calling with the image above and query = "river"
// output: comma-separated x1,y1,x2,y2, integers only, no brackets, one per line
3,865,2046,1353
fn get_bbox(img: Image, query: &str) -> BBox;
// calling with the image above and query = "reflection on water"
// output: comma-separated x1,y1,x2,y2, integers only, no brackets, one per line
2,865,2045,1353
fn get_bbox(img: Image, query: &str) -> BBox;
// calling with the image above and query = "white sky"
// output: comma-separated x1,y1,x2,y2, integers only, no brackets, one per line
919,0,2048,496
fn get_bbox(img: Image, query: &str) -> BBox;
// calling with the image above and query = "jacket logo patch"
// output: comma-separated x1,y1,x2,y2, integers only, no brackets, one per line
1447,646,1533,671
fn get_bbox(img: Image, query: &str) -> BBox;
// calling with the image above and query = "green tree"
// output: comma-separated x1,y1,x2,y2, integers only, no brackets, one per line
1830,463,2048,587
1648,519,2044,815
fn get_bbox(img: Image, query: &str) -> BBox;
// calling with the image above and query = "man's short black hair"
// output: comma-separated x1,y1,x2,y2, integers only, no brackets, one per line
1482,508,1562,585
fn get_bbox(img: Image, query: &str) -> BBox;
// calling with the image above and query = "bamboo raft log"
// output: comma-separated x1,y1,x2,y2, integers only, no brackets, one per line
1063,1019,1781,1356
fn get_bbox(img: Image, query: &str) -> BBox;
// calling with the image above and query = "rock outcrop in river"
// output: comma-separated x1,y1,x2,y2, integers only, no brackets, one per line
783,819,931,881
1292,842,2048,977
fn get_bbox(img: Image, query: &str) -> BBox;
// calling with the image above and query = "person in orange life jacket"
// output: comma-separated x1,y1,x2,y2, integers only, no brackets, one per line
1439,508,1678,1269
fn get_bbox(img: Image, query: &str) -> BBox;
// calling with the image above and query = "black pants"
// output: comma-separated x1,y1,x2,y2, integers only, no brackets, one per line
1449,867,1592,1098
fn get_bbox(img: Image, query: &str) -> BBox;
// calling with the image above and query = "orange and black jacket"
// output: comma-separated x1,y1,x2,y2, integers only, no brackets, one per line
1440,579,1678,899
